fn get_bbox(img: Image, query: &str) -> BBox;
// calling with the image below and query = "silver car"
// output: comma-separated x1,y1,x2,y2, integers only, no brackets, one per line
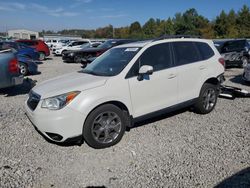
0,49,23,89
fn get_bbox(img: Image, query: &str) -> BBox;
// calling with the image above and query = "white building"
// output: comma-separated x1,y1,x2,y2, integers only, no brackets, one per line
8,29,39,39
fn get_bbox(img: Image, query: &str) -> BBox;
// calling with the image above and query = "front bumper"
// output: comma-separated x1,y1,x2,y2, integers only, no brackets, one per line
25,100,86,142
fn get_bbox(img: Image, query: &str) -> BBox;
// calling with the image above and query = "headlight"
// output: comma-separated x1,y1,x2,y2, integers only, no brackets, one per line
41,91,80,110
69,53,74,56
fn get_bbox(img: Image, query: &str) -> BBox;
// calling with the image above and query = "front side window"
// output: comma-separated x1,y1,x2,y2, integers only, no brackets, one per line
172,42,201,66
82,47,140,76
126,43,172,78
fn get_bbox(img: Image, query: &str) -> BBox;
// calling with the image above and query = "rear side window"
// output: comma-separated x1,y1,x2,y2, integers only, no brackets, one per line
196,42,214,60
78,41,88,45
222,40,246,52
172,42,201,66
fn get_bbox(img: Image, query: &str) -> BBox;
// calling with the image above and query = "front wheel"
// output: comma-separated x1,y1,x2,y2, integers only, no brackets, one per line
194,83,219,114
74,56,82,63
83,104,127,149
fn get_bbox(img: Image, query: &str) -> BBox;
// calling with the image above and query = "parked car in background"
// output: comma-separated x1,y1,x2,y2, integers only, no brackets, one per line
16,39,50,60
54,42,101,56
0,49,23,89
214,39,250,68
0,41,39,60
17,54,38,76
53,40,90,55
45,39,60,49
243,63,250,82
25,37,224,149
50,39,71,52
62,39,135,65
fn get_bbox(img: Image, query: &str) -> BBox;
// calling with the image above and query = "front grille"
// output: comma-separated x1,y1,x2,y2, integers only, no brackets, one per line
27,91,41,111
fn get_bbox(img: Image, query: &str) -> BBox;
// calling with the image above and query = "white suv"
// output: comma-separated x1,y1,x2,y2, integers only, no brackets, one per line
25,38,225,149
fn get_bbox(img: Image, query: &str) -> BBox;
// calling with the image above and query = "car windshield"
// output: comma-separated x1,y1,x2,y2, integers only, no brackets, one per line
82,47,140,76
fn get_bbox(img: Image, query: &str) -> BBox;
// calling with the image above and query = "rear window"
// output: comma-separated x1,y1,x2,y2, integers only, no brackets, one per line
196,42,214,60
172,42,201,66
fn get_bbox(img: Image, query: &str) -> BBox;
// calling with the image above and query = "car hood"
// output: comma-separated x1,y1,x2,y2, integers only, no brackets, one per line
32,71,108,99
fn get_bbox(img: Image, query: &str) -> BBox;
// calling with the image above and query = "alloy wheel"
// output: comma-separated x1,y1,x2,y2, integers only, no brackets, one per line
202,88,216,111
91,111,122,144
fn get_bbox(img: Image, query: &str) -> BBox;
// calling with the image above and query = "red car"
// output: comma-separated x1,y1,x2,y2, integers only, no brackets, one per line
16,40,50,60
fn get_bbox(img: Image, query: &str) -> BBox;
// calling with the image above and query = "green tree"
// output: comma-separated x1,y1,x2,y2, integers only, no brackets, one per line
214,10,228,38
143,18,157,38
237,5,250,37
129,21,143,39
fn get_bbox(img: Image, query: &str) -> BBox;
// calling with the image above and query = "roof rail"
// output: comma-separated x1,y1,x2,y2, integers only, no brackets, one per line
154,35,202,41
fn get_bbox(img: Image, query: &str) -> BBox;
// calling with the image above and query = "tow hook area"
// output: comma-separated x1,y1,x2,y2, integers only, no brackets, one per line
220,85,250,99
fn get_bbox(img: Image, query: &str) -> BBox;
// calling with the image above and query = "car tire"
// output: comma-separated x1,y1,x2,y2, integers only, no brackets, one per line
74,56,82,63
241,56,249,68
61,50,67,55
39,52,46,61
19,63,28,76
194,83,219,114
83,104,127,149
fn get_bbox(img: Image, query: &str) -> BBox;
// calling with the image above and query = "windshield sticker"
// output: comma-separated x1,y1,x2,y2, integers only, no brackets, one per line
125,48,139,52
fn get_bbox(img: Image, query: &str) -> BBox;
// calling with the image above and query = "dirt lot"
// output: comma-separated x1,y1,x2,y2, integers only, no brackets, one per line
0,56,249,188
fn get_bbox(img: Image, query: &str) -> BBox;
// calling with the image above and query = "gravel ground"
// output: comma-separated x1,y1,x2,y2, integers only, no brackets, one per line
0,56,249,188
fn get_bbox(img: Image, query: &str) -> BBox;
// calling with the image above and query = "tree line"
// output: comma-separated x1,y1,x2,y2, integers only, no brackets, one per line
40,5,250,39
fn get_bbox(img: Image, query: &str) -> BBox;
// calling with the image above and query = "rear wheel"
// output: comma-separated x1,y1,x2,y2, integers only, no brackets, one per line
74,55,82,63
39,52,46,61
19,63,28,76
194,83,218,114
83,104,127,149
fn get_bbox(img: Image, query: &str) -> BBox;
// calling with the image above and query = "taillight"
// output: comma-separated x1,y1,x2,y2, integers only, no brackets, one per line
218,57,225,67
96,51,103,57
8,58,19,73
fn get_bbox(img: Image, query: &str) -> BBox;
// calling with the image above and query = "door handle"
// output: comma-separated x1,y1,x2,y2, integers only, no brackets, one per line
199,65,206,70
168,73,177,79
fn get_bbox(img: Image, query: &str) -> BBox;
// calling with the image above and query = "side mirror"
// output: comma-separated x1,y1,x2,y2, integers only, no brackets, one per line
138,65,153,81
139,65,153,75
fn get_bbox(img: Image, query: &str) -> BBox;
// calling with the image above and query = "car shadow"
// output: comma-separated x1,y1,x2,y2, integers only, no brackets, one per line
130,107,191,130
215,167,250,188
35,61,43,65
0,78,36,97
229,75,250,86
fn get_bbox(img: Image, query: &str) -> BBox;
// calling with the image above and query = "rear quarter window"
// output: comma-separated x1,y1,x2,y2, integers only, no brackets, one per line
172,41,202,66
195,42,214,60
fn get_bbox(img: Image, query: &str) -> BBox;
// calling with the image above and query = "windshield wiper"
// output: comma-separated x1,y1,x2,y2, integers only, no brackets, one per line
82,70,113,77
